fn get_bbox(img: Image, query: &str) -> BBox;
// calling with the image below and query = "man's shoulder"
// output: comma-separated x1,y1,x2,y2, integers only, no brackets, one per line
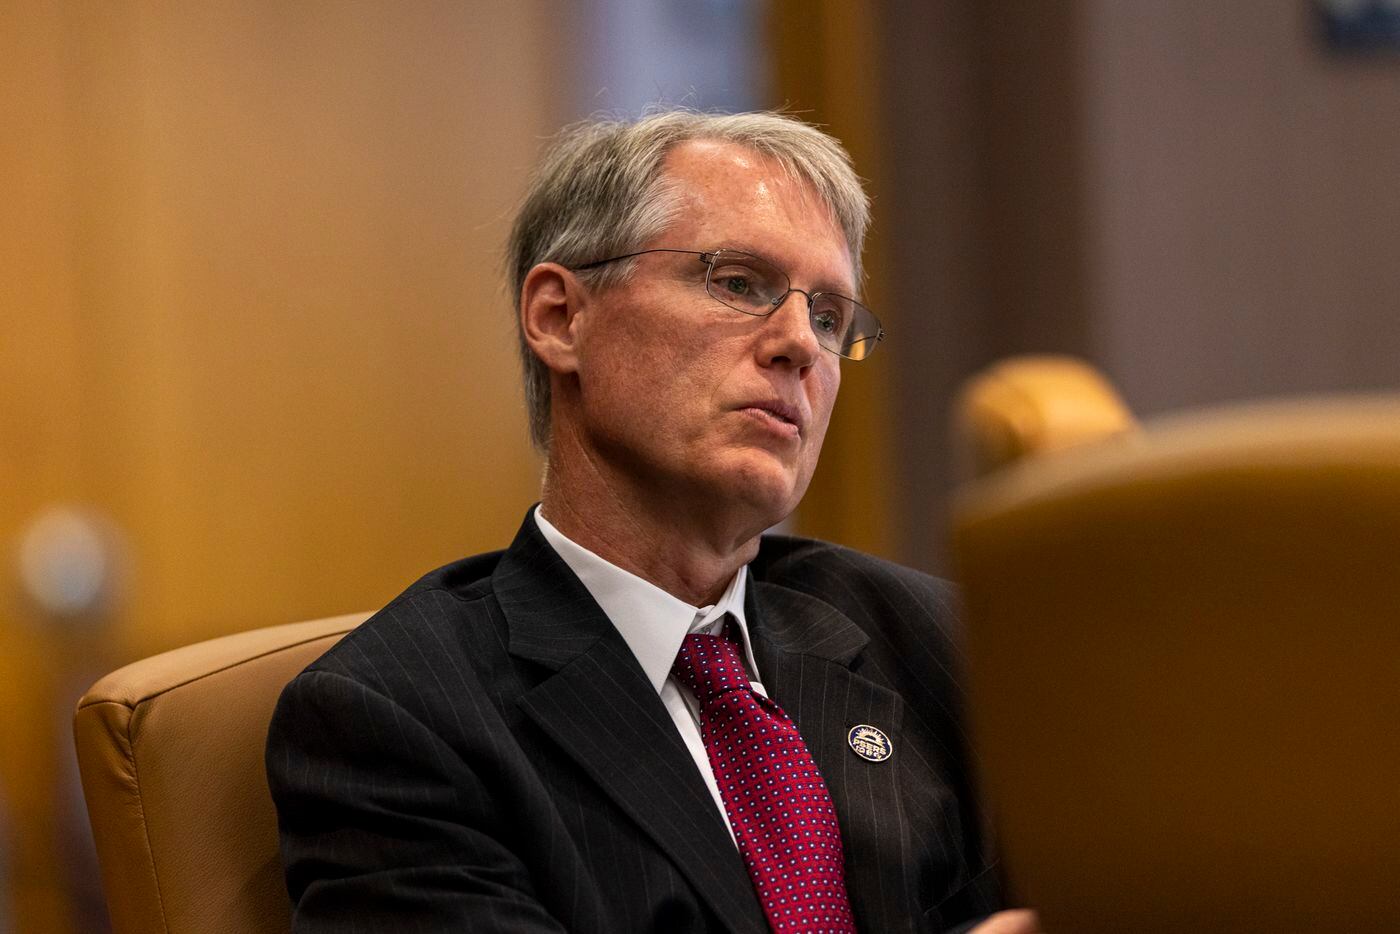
752,533,954,602
300,548,510,682
399,547,509,603
751,533,961,639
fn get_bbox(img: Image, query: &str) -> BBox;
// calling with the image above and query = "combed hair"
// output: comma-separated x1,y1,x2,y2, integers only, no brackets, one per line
506,109,871,451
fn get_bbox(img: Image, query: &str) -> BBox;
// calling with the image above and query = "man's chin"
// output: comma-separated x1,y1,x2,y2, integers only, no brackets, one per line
709,453,807,526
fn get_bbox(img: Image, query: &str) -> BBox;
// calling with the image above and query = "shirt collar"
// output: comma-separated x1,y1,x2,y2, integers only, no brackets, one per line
534,505,755,694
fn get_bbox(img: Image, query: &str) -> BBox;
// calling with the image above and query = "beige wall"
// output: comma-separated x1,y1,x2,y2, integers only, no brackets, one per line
1084,2,1400,411
2,4,561,929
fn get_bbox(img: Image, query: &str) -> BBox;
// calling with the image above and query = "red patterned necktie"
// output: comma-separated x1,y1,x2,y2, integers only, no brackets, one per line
672,627,856,933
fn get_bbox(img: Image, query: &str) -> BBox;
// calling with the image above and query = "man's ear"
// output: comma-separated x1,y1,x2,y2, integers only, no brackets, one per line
520,262,587,375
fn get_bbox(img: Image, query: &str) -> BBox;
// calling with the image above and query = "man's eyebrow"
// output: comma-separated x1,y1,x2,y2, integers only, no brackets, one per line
720,242,858,297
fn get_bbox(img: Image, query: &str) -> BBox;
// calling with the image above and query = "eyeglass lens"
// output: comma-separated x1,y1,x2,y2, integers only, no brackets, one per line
703,251,880,361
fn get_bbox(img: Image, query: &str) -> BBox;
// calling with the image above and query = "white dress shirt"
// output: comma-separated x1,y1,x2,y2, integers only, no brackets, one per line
535,506,768,845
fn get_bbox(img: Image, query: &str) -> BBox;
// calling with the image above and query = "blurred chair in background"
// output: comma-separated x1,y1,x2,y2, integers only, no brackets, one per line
72,614,367,934
952,355,1138,480
952,396,1400,933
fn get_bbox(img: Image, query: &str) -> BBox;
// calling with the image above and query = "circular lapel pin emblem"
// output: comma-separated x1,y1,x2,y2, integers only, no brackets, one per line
847,724,893,762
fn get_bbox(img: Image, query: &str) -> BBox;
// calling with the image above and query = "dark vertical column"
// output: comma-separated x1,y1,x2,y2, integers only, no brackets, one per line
879,1,1094,572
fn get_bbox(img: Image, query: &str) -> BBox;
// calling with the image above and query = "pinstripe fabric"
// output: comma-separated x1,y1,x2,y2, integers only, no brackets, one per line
266,511,1001,933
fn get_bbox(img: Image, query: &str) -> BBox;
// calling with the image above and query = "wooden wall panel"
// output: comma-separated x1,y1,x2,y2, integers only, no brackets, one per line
54,2,557,654
769,0,897,559
2,5,100,928
3,3,562,929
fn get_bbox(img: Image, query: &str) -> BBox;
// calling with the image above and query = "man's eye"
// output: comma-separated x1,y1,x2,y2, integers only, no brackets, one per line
719,275,752,296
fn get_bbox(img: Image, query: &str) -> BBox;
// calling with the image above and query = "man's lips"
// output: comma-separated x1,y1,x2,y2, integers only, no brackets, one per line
736,399,805,435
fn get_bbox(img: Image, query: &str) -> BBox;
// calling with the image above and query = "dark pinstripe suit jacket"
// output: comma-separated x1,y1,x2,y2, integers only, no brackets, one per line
266,511,1002,932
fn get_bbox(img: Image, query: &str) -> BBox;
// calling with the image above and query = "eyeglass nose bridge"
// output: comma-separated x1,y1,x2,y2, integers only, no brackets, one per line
767,287,829,332
765,287,814,313
765,287,833,347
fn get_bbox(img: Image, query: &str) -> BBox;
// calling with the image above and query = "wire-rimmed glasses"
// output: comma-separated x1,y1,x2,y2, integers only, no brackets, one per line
571,248,885,361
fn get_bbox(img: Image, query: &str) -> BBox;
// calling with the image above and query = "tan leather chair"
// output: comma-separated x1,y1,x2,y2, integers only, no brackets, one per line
953,355,1137,478
74,613,368,934
952,396,1400,933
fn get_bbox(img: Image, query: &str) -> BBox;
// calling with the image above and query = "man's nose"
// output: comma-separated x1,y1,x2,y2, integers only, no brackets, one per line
758,289,821,367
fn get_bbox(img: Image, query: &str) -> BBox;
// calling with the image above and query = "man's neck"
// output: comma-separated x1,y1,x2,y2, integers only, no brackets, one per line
539,452,765,608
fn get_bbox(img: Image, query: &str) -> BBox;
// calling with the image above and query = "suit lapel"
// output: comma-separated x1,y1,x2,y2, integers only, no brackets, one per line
748,577,917,934
495,516,766,934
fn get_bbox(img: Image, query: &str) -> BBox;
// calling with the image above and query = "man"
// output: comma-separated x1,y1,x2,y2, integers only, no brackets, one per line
267,110,1038,933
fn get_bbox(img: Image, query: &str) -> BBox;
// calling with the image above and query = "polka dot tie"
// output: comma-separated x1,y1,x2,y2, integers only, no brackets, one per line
672,628,856,933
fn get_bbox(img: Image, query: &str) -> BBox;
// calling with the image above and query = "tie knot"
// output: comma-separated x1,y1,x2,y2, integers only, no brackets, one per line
671,632,750,706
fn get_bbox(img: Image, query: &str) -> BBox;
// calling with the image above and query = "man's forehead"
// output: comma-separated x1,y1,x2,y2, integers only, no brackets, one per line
656,140,856,289
660,139,792,196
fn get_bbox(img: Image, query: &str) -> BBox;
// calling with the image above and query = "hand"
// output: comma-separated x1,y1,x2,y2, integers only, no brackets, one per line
967,908,1043,934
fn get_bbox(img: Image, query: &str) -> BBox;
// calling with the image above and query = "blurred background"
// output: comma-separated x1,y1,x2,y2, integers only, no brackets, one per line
3,1,1398,930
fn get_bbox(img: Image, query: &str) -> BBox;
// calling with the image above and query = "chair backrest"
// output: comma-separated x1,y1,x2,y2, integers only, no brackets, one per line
953,354,1137,478
74,613,368,934
952,397,1400,933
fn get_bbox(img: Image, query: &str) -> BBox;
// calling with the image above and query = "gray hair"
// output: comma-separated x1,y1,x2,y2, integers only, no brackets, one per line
507,109,871,451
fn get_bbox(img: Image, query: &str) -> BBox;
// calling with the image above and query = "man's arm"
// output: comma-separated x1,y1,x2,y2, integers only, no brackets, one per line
964,910,1043,934
265,668,567,933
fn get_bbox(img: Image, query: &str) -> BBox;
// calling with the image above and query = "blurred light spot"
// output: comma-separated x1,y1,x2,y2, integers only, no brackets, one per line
17,506,119,621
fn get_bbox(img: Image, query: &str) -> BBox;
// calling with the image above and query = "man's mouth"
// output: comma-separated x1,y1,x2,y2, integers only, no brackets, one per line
739,400,803,435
